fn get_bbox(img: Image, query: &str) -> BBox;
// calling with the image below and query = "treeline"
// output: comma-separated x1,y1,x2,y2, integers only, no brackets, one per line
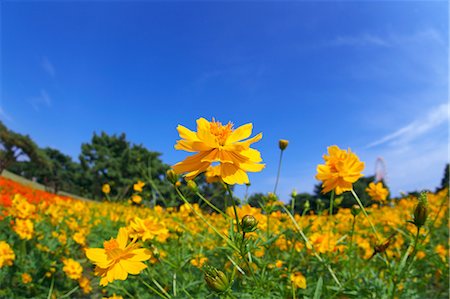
0,121,448,213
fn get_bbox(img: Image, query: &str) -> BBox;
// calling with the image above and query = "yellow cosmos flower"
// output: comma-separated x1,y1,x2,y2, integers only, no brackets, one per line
172,117,265,185
78,276,92,294
62,258,83,280
290,272,306,289
133,180,145,192
132,194,142,204
85,227,151,286
13,219,34,240
366,182,389,203
128,217,170,243
190,254,208,268
316,145,365,195
21,273,32,284
102,184,111,194
0,241,15,268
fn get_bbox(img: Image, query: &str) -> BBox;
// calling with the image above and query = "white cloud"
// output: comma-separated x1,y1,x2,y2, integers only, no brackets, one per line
42,56,56,78
30,89,51,111
366,103,449,148
0,106,13,121
330,33,390,47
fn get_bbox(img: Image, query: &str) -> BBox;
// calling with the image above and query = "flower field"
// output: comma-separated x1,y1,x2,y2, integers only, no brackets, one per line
0,119,449,298
0,175,448,298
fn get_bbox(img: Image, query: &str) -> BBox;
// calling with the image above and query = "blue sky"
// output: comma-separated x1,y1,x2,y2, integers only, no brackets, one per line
1,1,448,200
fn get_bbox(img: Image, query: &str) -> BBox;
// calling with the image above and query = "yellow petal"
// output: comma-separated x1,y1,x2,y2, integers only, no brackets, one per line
129,248,152,262
226,123,252,144
177,125,198,141
119,260,147,275
85,248,108,264
116,228,128,249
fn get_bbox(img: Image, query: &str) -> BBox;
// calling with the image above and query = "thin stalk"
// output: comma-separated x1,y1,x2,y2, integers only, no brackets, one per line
226,184,241,233
175,187,239,252
282,205,341,287
350,189,380,241
140,278,170,299
273,150,284,194
349,215,356,277
46,276,54,299
195,191,230,220
329,190,335,217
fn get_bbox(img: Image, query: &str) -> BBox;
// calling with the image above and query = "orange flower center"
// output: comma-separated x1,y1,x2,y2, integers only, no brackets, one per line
210,119,233,145
103,239,125,260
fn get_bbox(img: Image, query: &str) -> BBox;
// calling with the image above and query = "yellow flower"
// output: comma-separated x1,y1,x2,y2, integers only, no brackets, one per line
21,273,32,284
0,241,15,268
133,181,145,192
290,272,306,289
102,184,111,194
132,195,142,204
63,258,83,280
190,254,208,268
172,118,265,185
366,182,389,203
13,219,34,240
79,276,92,294
11,194,36,219
315,145,365,195
128,217,170,243
85,227,151,286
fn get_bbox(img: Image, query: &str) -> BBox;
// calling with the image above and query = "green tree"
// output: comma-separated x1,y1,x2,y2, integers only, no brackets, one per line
9,147,82,194
437,163,449,192
0,121,50,174
79,132,172,202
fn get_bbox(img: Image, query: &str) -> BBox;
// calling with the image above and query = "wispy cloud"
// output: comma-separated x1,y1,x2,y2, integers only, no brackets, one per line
366,103,448,148
0,106,13,122
327,28,445,48
42,56,56,78
330,33,390,47
30,89,52,111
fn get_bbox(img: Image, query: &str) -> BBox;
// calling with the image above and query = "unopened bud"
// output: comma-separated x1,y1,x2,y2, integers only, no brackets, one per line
166,169,179,185
351,205,361,217
413,193,428,228
279,139,289,151
304,200,310,210
241,215,258,233
187,180,198,192
204,265,230,293
267,192,277,202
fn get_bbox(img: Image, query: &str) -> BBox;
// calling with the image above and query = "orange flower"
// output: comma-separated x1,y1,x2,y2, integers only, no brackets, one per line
172,118,264,185
316,145,364,195
366,182,389,203
85,228,151,286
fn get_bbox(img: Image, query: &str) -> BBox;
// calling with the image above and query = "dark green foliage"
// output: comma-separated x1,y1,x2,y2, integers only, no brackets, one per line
0,121,51,174
437,163,449,192
79,132,173,202
9,147,83,194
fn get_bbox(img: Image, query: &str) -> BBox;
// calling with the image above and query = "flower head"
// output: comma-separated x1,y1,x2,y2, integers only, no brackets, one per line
290,272,306,289
85,228,151,286
366,182,389,203
133,181,145,192
172,118,265,185
315,145,364,195
0,241,15,268
102,184,111,194
63,258,83,280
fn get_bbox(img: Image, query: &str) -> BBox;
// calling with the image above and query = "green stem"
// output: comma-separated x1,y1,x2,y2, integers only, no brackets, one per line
350,189,380,241
282,205,341,287
273,150,284,194
46,276,54,299
175,187,239,252
140,278,170,299
349,215,356,277
329,190,335,217
226,184,241,233
195,191,230,220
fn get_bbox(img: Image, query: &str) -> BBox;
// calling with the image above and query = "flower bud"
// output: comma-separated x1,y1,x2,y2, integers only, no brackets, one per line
279,139,289,151
413,193,428,228
166,169,179,185
241,215,258,233
204,265,230,293
187,180,198,192
351,205,361,217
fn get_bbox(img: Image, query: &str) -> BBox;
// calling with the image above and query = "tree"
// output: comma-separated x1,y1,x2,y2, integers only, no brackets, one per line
79,132,173,201
0,121,50,174
437,163,449,192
